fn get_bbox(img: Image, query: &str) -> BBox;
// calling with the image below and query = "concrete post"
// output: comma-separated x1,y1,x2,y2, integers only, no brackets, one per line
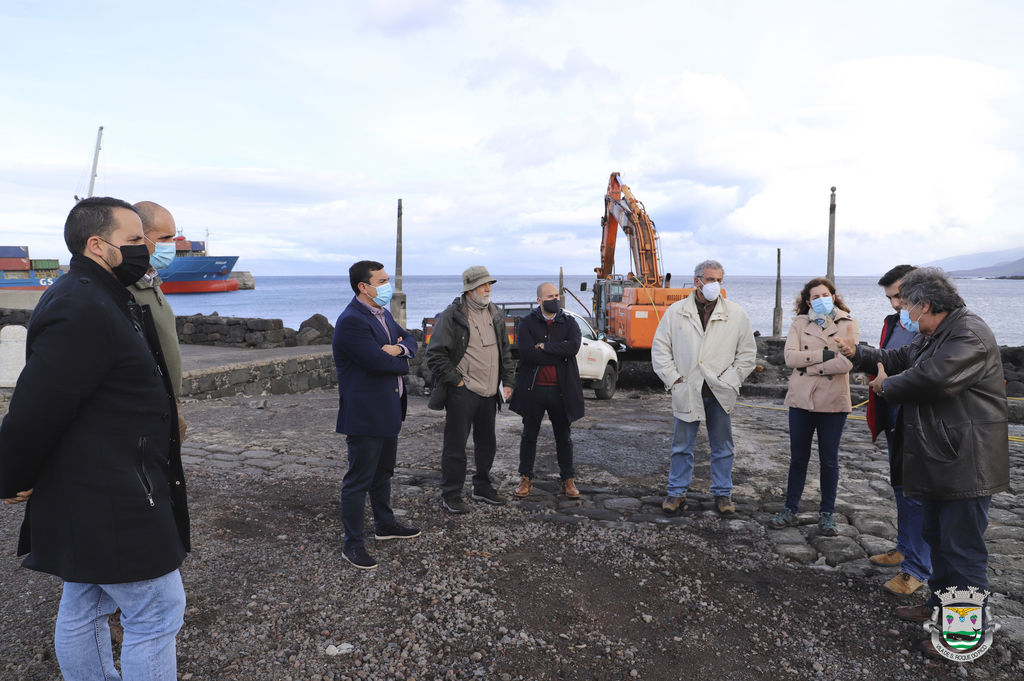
827,186,836,282
773,248,782,337
390,198,407,328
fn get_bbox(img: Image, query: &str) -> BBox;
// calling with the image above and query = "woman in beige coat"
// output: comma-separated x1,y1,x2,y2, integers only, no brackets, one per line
770,277,860,536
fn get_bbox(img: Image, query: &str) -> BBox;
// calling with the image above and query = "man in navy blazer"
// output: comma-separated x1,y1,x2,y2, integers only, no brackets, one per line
333,260,420,569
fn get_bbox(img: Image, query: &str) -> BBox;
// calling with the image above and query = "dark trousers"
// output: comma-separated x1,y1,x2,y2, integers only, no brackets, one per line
440,385,497,499
517,385,575,481
341,435,397,551
785,407,846,514
922,496,991,607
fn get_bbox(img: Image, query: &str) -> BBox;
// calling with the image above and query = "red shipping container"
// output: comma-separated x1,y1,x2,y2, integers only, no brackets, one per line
174,241,192,251
0,257,31,271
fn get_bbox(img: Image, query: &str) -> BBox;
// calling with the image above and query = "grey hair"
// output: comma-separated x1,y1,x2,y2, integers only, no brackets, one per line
898,267,965,314
694,259,724,279
536,282,557,298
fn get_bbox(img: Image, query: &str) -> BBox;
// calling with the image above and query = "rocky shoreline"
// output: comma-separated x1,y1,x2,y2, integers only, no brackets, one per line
3,386,1021,680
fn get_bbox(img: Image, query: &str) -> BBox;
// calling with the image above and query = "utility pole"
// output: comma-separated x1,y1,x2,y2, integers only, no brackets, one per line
559,267,565,307
773,248,782,337
826,186,836,282
87,126,104,198
390,198,407,328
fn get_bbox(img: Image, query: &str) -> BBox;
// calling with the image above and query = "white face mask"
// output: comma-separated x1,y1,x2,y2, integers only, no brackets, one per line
700,281,721,301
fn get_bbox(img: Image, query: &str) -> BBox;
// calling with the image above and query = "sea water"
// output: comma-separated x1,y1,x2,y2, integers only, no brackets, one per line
166,274,1024,347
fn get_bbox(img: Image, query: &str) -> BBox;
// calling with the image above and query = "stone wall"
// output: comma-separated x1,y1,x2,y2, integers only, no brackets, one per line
0,308,32,330
182,351,337,399
174,313,335,348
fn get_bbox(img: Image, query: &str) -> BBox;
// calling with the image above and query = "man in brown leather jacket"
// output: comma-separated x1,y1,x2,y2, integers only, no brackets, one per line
837,267,1009,655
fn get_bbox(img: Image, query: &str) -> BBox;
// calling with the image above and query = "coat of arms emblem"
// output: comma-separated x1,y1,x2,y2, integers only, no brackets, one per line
923,586,999,662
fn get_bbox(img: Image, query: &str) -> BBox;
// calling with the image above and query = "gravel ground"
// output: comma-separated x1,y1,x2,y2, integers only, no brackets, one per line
2,464,1021,681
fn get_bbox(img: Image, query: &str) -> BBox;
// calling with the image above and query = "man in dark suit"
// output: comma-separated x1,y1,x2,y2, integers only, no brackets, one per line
0,197,189,679
333,260,420,570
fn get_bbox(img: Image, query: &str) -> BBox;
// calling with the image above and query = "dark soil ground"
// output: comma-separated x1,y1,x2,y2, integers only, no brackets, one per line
3,466,1020,681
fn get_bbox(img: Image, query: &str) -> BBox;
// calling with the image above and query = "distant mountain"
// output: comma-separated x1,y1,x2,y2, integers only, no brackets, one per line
950,256,1024,278
924,247,1024,272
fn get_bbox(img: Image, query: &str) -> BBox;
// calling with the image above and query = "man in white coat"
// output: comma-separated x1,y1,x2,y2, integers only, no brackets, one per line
651,259,757,516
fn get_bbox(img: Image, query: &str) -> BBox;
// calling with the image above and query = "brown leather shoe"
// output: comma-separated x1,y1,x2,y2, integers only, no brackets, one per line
883,571,924,597
895,604,935,622
921,638,946,660
662,495,685,514
514,476,532,498
715,496,736,516
870,548,905,566
562,478,580,499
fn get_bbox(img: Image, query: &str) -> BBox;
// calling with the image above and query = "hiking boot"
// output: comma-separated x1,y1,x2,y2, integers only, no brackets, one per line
883,571,924,597
374,524,422,541
342,546,378,570
514,476,532,498
562,478,580,499
870,548,905,566
715,496,736,516
441,497,471,514
818,512,839,537
895,604,935,622
471,488,506,505
769,507,797,529
662,495,685,515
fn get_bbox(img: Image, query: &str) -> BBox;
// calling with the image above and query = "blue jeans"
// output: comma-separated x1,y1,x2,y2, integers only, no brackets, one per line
784,408,846,514
885,423,931,581
922,496,991,607
668,395,734,497
341,434,398,552
55,569,185,681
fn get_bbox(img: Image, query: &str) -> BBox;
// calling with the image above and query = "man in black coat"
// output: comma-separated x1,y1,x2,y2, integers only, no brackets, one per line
509,282,584,499
837,267,1008,658
0,197,189,679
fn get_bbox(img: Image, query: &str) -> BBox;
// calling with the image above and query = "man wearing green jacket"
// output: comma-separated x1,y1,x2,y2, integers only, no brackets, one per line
132,201,186,440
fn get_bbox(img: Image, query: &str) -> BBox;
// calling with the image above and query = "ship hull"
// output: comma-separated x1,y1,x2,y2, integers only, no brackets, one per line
0,271,62,290
157,255,239,294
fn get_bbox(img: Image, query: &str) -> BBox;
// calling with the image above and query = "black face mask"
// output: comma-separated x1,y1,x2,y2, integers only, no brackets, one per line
542,299,561,314
101,240,151,286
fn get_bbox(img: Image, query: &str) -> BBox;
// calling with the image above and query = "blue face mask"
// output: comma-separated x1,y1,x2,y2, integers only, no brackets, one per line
369,282,393,307
149,241,176,270
900,305,920,333
810,296,834,316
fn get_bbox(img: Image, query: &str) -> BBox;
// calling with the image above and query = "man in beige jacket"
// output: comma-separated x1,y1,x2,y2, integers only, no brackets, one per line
651,259,757,516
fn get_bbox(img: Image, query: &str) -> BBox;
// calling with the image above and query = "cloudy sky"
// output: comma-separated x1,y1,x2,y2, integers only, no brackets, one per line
2,0,1022,277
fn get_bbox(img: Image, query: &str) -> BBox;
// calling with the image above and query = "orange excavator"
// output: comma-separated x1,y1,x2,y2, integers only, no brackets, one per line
587,172,695,355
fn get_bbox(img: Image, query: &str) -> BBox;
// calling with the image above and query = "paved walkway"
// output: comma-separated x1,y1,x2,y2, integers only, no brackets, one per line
179,386,1024,645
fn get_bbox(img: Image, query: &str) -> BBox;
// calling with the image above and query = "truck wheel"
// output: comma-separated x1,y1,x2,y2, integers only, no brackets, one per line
594,364,617,400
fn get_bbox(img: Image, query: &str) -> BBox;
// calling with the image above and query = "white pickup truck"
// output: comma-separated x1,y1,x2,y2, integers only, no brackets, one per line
563,309,620,399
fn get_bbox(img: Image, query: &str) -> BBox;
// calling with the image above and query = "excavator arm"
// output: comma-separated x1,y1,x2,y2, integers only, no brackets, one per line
595,172,663,286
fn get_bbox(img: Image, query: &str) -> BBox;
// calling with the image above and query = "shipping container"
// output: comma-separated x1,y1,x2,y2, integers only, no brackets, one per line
174,240,192,251
33,269,60,278
0,257,31,270
190,241,205,251
1,270,31,279
0,246,30,258
30,259,59,269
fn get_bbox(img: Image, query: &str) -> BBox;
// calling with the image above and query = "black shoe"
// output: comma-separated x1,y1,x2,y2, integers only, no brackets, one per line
342,546,378,570
375,524,422,540
471,488,507,505
441,497,471,514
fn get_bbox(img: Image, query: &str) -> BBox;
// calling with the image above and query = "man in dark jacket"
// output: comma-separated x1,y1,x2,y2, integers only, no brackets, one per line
0,197,189,679
333,260,420,570
864,265,931,598
837,267,1009,655
426,266,515,514
510,282,584,499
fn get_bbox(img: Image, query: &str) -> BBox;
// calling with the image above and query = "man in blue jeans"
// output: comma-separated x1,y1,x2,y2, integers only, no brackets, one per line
865,265,931,597
651,260,757,516
333,260,420,570
1,197,190,680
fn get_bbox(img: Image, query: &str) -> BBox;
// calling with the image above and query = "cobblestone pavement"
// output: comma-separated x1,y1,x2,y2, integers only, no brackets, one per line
180,387,1024,644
